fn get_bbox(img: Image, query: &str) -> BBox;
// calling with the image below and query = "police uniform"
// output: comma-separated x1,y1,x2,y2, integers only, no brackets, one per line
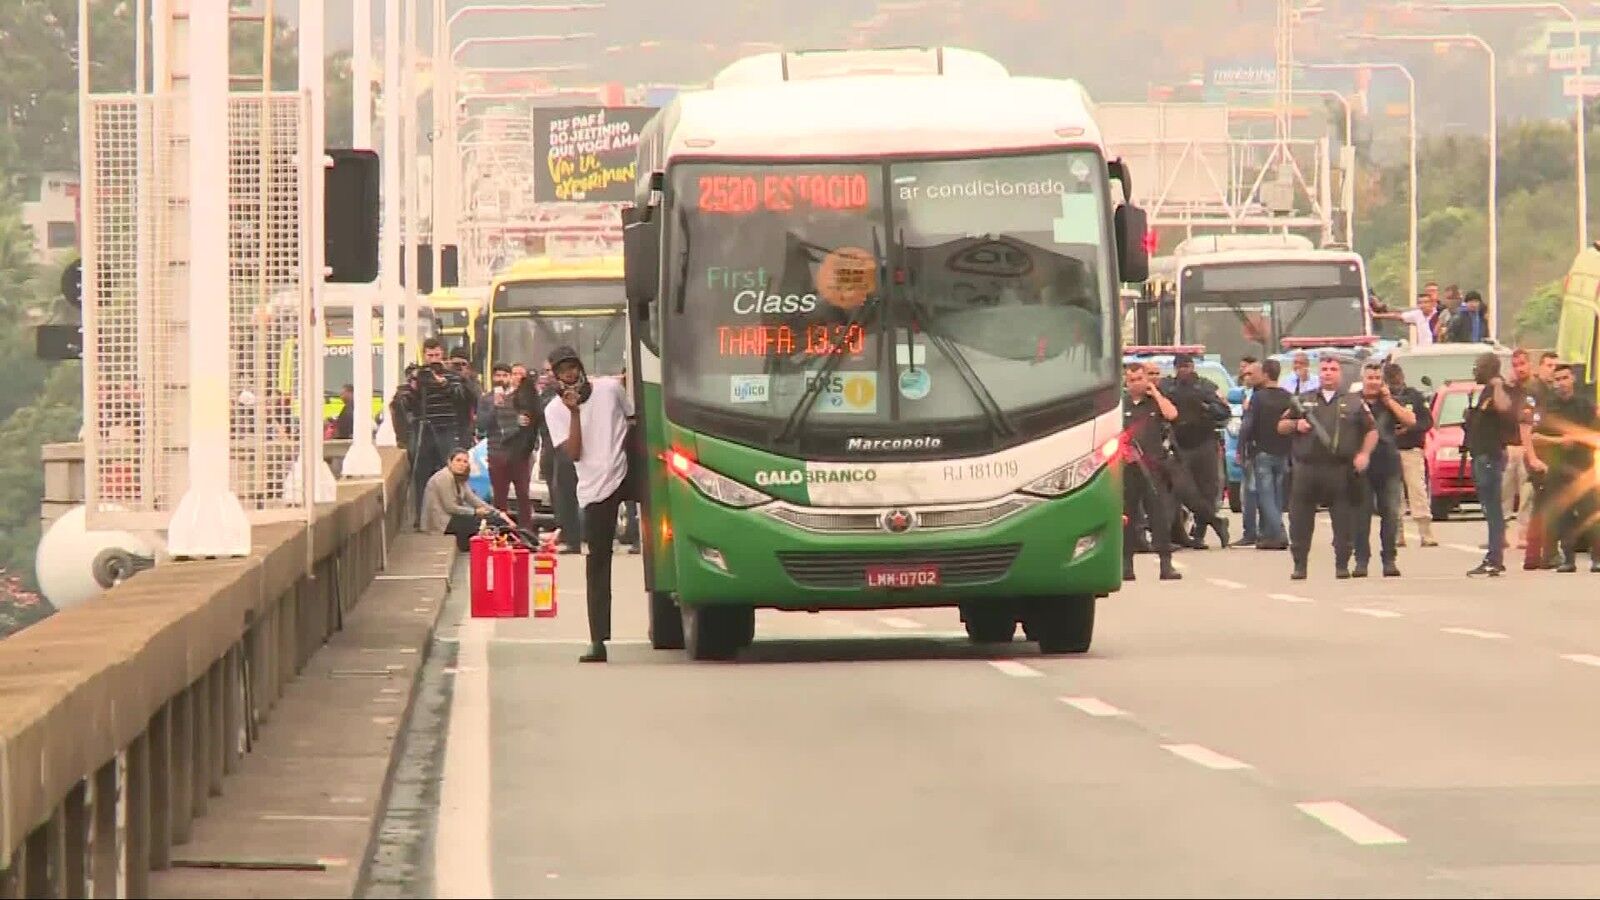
1122,391,1182,581
1280,387,1375,578
1534,388,1600,572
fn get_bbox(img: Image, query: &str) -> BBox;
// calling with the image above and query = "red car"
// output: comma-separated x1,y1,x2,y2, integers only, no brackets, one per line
1424,381,1480,520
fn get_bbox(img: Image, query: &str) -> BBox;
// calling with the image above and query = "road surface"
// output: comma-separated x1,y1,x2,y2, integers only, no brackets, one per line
367,516,1600,898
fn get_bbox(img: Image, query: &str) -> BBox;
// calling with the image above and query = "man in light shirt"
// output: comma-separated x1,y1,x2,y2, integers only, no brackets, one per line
544,345,634,664
1279,352,1319,394
1374,293,1436,347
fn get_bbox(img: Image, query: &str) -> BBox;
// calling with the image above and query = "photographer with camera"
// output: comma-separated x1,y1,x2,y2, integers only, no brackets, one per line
543,345,634,664
392,338,473,528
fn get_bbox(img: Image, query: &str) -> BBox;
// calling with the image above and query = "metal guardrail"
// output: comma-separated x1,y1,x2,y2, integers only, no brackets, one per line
0,449,410,898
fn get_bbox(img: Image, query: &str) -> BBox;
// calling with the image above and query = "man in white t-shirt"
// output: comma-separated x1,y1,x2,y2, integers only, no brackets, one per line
543,345,633,663
1374,293,1436,347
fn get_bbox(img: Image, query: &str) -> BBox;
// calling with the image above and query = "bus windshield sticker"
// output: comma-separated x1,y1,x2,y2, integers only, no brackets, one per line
1052,194,1101,245
898,367,932,400
815,247,878,311
729,374,770,404
805,371,878,414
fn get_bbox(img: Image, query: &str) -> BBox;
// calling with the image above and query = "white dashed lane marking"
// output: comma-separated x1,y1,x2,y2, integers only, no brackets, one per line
1161,744,1253,771
1296,801,1408,846
1208,578,1247,590
1441,627,1509,641
1560,653,1600,668
1269,593,1315,604
988,660,1045,678
1345,607,1404,619
1058,696,1126,717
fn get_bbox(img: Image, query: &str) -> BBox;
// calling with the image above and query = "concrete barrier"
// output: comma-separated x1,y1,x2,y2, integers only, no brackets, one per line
1,449,410,898
39,441,359,532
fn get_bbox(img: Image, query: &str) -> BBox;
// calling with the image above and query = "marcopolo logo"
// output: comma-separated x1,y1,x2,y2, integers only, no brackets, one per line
754,468,879,487
845,436,943,452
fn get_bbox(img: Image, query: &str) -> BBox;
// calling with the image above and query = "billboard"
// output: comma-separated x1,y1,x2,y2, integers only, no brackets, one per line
532,106,655,202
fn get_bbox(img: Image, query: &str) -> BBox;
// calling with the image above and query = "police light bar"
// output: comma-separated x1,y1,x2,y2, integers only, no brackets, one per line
1280,336,1376,349
1124,344,1207,356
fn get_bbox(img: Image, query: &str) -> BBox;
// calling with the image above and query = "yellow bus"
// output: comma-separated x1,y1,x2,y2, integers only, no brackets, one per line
274,285,441,424
1558,243,1600,403
428,285,488,372
484,255,628,376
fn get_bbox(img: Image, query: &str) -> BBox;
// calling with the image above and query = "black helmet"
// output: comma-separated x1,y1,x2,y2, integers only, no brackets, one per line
547,345,583,370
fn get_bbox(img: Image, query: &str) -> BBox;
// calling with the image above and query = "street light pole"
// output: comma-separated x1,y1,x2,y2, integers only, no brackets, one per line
376,0,403,449
169,0,251,557
1300,61,1420,307
1429,1,1586,248
1354,32,1498,341
343,0,383,479
403,0,420,371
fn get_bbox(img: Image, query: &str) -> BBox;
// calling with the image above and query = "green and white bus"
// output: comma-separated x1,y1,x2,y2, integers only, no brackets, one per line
622,47,1151,660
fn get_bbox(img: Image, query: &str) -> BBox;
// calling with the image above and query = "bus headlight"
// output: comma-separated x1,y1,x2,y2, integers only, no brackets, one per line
1022,438,1121,498
665,450,772,509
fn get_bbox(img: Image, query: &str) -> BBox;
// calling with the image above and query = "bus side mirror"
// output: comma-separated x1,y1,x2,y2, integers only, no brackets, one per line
623,216,660,306
1115,204,1150,284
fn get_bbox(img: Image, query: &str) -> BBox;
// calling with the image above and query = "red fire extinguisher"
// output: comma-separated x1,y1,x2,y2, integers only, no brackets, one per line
469,527,497,618
533,530,559,618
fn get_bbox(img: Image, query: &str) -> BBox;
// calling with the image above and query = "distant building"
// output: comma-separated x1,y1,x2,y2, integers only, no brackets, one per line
19,172,80,264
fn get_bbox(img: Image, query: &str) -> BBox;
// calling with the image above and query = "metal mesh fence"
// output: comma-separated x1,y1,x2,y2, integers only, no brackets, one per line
227,94,306,516
82,96,181,530
83,93,311,531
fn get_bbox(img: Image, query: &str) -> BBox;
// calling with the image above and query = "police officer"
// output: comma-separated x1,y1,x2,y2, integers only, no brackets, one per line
1531,363,1600,573
1278,355,1378,580
1121,362,1183,582
1161,353,1233,549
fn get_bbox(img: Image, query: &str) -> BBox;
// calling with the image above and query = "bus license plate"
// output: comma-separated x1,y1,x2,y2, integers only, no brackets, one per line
865,564,940,589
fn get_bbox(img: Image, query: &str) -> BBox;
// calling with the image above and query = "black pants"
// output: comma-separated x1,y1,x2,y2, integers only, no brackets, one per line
580,486,627,645
410,421,456,527
1176,442,1221,535
444,513,480,552
1163,453,1224,538
549,450,582,551
1352,472,1403,566
1124,462,1173,561
1289,460,1363,568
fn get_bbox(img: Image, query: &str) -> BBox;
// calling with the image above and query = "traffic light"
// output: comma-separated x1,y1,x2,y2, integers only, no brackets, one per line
325,149,380,283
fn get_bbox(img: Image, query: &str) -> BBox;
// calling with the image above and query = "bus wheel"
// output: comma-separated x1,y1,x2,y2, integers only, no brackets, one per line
648,591,685,650
682,605,749,661
961,605,1016,643
1025,596,1095,655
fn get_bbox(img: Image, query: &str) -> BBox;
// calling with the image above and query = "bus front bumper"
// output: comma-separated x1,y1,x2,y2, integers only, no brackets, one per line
664,467,1124,610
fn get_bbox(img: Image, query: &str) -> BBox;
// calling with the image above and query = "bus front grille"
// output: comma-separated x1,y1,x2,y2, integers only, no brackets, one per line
776,545,1022,589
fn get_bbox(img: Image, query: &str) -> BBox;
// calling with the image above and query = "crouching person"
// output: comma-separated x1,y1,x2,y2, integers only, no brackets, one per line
422,448,499,551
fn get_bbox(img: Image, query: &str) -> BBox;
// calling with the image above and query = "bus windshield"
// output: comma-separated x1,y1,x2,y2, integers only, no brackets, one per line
493,312,627,376
1180,261,1366,365
663,151,1116,457
323,345,386,397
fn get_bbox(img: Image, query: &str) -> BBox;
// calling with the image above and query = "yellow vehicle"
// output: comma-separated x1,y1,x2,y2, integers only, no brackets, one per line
484,255,628,376
428,285,487,371
273,285,441,424
1558,242,1600,402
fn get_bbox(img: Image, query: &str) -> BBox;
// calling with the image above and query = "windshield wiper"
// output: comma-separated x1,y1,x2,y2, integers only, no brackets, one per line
773,230,883,447
899,231,1015,440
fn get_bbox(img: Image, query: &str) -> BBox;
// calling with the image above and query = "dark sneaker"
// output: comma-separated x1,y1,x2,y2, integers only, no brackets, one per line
1160,562,1182,581
1335,567,1351,580
1351,564,1369,578
1383,562,1401,578
579,642,608,663
1291,567,1308,581
1466,562,1504,577
1557,558,1578,573
1214,519,1232,549
1237,537,1258,548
